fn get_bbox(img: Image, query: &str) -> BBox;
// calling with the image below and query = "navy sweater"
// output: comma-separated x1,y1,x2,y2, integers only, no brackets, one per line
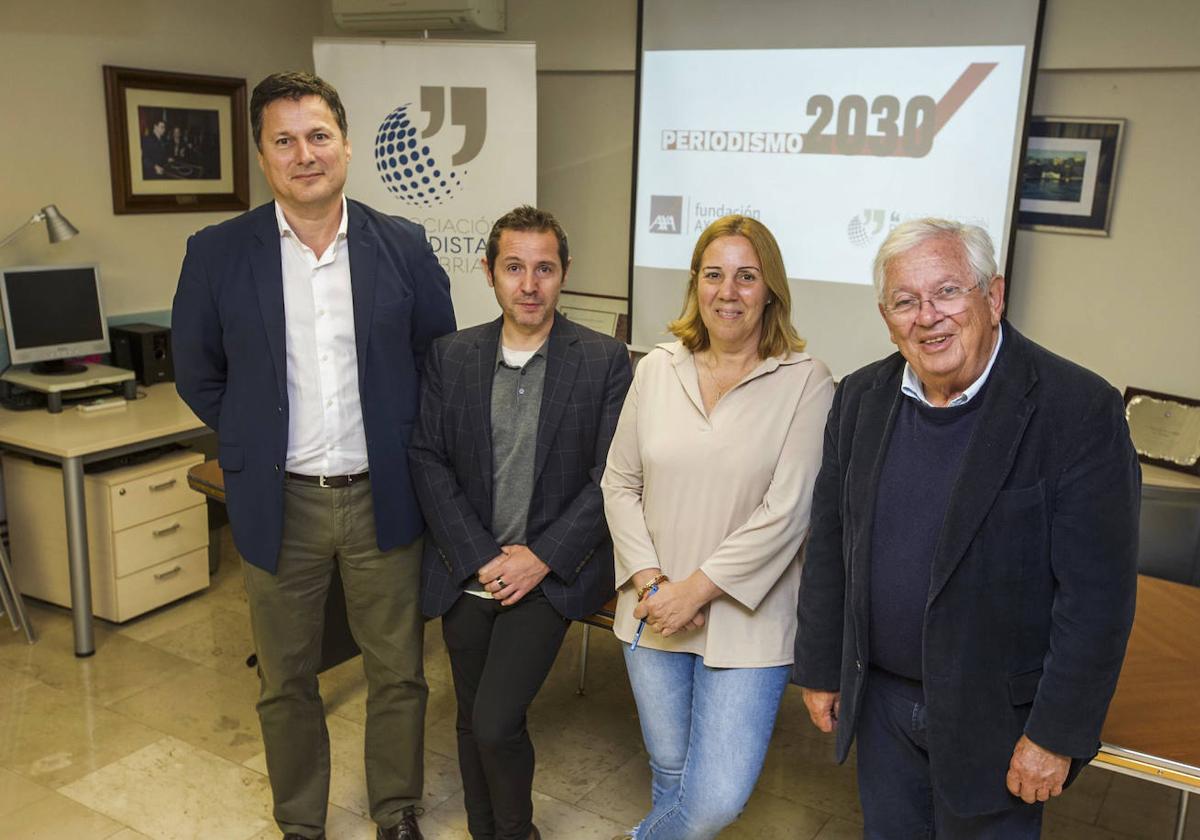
868,388,985,694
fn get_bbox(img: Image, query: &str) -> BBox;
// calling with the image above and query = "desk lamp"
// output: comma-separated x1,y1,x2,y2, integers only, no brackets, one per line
0,205,79,250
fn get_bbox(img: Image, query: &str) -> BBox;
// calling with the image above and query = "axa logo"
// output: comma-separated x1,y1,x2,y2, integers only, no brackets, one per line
649,195,683,234
374,86,487,208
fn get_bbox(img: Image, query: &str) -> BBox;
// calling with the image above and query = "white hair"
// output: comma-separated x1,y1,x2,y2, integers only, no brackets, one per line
872,218,998,302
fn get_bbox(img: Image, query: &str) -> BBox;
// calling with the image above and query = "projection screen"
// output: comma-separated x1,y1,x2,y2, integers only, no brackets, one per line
629,0,1045,376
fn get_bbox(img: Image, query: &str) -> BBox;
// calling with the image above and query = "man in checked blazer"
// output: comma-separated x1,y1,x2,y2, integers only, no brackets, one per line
409,206,631,840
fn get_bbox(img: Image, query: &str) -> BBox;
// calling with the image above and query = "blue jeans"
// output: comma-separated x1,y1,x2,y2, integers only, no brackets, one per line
857,670,1043,839
623,645,789,840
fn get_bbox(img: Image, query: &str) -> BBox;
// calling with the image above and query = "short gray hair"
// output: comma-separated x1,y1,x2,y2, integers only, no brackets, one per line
872,218,998,302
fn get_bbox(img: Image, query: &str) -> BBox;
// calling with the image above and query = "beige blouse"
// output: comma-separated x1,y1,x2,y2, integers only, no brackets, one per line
602,341,834,668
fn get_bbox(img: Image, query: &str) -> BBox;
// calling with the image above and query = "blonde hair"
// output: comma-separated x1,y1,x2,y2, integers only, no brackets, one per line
668,215,805,358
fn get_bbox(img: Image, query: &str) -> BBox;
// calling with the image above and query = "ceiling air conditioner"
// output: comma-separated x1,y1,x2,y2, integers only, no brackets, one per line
332,0,506,33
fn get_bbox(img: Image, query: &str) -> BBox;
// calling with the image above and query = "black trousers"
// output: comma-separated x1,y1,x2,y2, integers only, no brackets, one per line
441,588,570,840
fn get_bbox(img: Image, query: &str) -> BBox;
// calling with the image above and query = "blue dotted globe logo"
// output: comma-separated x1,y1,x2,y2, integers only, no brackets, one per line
374,104,464,208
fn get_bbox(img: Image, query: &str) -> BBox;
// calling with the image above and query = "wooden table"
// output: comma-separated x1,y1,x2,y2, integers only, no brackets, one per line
0,383,207,655
1096,574,1200,839
187,458,226,503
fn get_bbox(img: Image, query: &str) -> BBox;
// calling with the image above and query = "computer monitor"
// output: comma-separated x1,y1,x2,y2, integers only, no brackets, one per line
0,264,109,375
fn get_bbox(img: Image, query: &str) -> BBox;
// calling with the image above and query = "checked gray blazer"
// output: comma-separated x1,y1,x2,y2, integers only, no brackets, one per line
410,313,632,620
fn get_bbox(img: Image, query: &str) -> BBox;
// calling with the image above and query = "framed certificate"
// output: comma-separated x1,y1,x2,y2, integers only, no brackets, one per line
558,291,629,341
1124,388,1200,477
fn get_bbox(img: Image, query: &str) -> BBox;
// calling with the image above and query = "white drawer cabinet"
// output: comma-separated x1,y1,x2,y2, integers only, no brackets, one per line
115,548,209,619
112,505,208,577
4,449,210,622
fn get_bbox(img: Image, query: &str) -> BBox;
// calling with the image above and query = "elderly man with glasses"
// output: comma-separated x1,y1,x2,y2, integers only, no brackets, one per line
794,218,1140,839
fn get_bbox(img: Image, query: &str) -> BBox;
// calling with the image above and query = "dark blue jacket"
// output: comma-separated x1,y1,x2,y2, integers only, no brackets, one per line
172,199,455,572
795,324,1140,816
410,314,632,620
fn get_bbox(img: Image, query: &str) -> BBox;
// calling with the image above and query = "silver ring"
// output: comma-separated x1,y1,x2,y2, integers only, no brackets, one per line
496,577,507,589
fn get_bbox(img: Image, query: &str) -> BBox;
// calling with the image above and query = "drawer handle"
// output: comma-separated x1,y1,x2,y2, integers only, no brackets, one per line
154,566,183,581
149,479,178,492
152,523,181,537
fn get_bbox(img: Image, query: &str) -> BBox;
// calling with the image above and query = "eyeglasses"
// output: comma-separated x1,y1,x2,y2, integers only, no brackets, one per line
882,282,982,323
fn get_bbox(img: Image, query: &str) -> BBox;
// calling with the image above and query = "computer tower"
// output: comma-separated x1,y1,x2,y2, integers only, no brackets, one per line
110,323,174,386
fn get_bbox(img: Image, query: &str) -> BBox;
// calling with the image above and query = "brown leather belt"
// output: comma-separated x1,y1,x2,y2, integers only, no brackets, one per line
285,471,369,488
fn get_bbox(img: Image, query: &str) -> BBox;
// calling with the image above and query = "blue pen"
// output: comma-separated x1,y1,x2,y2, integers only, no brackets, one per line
629,584,658,650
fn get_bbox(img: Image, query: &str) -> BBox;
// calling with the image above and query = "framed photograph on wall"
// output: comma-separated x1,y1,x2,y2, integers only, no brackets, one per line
103,65,249,214
1017,117,1124,236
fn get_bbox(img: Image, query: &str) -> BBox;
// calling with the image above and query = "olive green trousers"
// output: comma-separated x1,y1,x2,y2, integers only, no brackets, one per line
242,477,426,838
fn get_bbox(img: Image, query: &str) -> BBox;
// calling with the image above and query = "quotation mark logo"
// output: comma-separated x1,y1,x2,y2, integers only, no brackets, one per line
374,86,487,208
846,209,900,248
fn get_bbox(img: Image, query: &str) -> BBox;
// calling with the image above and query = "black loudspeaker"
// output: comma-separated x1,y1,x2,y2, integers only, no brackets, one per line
110,323,174,386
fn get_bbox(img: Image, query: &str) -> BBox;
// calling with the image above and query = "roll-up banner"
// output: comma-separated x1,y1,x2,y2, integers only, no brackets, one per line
314,38,537,328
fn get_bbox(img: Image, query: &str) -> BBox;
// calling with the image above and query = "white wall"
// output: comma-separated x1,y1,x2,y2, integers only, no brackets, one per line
0,0,324,316
1039,0,1200,69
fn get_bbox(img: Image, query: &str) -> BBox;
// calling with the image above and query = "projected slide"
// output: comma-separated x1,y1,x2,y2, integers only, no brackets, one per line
634,46,1025,289
629,0,1041,374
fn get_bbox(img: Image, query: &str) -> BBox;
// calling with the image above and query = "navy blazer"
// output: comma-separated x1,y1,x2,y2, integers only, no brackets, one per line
172,199,456,572
409,314,632,620
795,324,1140,816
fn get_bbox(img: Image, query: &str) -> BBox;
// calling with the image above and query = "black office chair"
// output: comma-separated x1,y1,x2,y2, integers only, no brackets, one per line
1137,480,1200,586
245,565,360,673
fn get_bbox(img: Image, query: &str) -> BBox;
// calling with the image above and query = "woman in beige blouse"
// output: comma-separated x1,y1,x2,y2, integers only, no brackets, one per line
602,215,833,840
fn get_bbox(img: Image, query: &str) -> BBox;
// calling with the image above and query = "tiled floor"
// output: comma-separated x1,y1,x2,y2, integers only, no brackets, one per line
0,539,1195,840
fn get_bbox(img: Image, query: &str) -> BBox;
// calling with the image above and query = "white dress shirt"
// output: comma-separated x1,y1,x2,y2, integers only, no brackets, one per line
276,197,369,476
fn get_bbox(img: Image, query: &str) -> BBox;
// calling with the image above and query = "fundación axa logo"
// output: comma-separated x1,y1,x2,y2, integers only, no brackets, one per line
374,86,487,208
649,195,683,234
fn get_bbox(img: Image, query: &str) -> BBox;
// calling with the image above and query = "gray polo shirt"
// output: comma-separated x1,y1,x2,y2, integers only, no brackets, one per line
465,340,547,595
491,340,547,543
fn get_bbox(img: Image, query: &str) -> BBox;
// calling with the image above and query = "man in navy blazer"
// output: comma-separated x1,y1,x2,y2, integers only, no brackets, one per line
173,72,454,840
795,218,1139,838
410,206,631,840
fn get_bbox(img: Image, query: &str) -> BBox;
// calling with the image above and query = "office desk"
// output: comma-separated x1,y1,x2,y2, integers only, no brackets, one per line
0,383,207,656
1096,574,1200,839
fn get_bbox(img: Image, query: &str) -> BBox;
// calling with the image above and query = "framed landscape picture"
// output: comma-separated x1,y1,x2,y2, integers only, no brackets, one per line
103,65,249,214
1017,117,1124,236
